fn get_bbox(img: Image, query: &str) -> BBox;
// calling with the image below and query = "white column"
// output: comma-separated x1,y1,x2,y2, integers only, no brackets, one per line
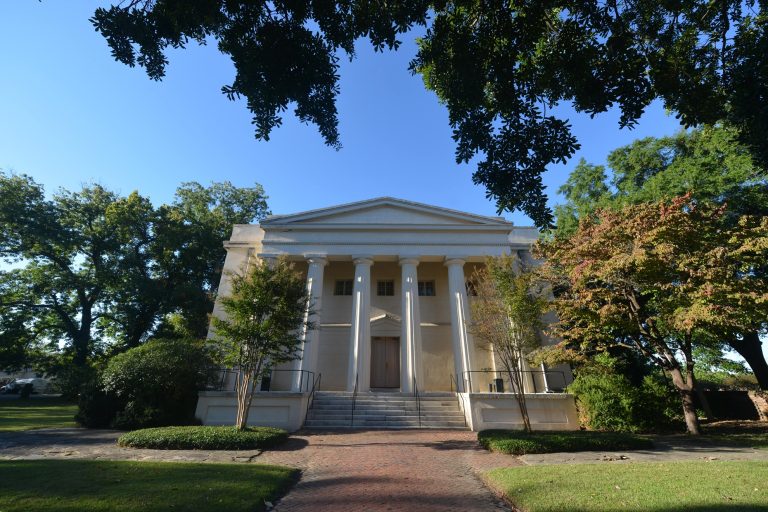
292,255,327,392
347,257,373,392
399,257,423,393
445,258,475,392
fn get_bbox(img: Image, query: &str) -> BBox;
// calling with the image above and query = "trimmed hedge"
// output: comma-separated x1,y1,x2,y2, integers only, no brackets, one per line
117,426,288,450
478,429,653,455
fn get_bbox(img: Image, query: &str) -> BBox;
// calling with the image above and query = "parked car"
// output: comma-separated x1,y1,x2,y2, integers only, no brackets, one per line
0,378,51,394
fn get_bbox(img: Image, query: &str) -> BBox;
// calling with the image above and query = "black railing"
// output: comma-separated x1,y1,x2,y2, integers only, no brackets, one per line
350,372,359,427
461,369,569,394
212,368,317,393
412,374,422,427
305,372,322,420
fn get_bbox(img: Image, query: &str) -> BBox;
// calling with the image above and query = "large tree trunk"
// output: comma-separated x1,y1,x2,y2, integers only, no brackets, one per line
668,366,702,435
729,331,768,390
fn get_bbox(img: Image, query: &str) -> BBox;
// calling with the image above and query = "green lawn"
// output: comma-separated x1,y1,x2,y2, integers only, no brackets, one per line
0,459,297,512
0,397,77,431
486,461,768,512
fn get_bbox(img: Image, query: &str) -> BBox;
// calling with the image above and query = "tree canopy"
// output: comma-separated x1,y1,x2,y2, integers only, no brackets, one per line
0,172,269,374
535,195,768,434
92,1,768,227
552,125,768,389
554,126,766,234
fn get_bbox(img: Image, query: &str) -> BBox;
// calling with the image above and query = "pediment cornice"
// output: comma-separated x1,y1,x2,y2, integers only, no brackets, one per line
261,197,513,228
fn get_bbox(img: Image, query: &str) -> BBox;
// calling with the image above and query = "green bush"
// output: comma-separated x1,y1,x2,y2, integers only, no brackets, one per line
478,430,653,455
117,426,288,450
75,382,124,428
77,338,217,429
568,354,680,432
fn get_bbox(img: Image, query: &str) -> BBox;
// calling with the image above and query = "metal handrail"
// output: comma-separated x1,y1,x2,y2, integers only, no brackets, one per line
412,374,422,427
461,369,568,394
304,372,322,420
350,373,359,427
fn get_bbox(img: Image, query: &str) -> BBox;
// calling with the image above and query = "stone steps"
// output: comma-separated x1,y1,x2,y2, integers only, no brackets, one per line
304,391,467,430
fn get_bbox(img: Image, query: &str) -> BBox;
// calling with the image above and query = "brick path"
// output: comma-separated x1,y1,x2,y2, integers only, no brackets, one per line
257,429,519,511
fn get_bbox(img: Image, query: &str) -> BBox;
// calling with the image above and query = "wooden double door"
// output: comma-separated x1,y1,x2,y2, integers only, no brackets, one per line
370,337,400,388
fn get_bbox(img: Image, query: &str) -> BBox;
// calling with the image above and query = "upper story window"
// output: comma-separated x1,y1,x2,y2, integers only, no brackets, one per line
418,280,436,296
334,279,354,296
377,280,395,296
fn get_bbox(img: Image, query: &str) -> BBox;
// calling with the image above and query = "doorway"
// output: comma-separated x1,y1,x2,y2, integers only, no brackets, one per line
370,337,400,388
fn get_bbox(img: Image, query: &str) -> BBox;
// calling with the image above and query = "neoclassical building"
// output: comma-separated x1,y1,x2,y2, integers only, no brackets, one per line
197,197,577,431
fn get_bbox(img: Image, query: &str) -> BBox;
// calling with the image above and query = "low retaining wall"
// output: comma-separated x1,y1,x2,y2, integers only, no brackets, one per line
195,391,310,432
459,392,579,431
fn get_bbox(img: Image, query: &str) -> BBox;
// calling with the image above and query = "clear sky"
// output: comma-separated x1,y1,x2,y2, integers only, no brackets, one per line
0,1,685,226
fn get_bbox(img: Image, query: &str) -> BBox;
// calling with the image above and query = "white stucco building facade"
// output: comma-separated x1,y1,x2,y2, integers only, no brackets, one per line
195,197,577,431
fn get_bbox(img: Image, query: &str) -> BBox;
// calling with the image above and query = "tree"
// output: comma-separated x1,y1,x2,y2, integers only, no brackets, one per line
469,257,547,432
0,177,138,369
150,181,270,339
0,172,269,376
212,258,311,430
92,1,768,227
99,338,217,428
535,196,768,434
553,126,768,389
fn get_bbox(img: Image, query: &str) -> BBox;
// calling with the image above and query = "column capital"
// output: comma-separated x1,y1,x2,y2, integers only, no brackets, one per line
398,256,420,266
352,256,374,266
304,254,328,266
444,257,467,267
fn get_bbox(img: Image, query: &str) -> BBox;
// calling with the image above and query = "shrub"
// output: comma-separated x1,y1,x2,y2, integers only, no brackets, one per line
75,382,124,428
117,426,288,450
478,430,653,455
77,338,217,429
568,354,680,432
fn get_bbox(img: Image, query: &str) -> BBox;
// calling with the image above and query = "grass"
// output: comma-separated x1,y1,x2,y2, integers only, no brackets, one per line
0,459,297,512
478,429,653,455
485,461,768,511
0,397,77,431
117,425,288,450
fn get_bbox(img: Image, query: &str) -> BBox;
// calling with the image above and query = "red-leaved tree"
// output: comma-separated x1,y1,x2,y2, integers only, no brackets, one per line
535,195,768,434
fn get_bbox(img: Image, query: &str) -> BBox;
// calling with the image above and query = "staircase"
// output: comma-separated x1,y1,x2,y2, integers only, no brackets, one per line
304,391,467,429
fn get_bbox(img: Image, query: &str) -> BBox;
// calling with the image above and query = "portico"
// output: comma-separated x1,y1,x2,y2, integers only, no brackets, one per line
197,197,578,431
214,197,540,393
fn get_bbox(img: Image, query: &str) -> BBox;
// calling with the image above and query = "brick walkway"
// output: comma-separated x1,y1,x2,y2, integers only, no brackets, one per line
257,429,519,511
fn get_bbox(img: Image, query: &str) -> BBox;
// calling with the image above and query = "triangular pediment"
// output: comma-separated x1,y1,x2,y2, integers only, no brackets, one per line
261,197,511,227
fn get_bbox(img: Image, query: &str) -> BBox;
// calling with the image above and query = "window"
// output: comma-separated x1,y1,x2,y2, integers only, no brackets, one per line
334,279,354,295
377,280,395,296
418,280,436,296
465,280,478,296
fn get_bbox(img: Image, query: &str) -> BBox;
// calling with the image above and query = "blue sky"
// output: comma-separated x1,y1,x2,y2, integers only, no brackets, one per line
0,1,684,225
2,3,765,364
